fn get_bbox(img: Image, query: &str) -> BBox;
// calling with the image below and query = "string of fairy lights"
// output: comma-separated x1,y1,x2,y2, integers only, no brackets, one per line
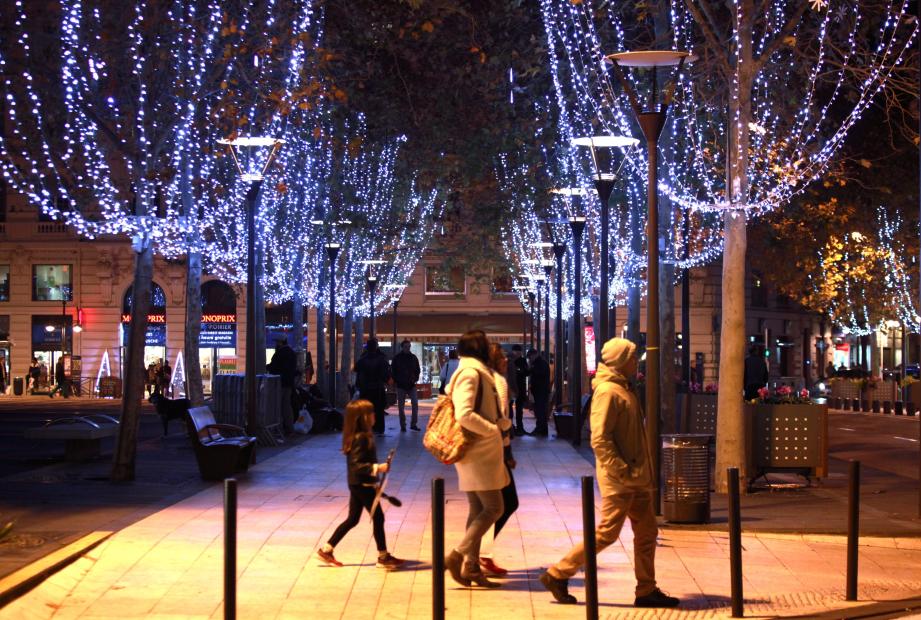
526,0,917,337
0,1,440,317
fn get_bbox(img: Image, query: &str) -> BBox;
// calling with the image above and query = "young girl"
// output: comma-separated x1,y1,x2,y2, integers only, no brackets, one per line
317,399,403,569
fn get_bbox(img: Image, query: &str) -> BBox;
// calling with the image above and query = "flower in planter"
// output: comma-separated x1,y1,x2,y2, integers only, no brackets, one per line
751,385,813,405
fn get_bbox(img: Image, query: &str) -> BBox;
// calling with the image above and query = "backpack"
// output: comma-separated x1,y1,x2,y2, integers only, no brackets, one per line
423,369,483,465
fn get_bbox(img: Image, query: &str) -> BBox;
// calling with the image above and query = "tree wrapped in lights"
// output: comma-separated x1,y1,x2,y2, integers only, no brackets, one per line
0,0,318,480
538,0,916,489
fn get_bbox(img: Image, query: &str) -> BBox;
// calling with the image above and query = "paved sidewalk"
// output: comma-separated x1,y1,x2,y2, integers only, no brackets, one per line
3,404,921,619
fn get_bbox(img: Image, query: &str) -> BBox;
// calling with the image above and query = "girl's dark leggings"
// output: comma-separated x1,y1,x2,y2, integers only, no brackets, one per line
494,466,519,537
328,484,386,552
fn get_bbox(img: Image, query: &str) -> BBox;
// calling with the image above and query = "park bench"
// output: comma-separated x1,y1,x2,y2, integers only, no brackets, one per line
23,414,120,461
186,406,257,480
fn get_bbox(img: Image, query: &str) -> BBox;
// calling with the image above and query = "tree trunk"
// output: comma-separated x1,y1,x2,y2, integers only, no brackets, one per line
715,0,754,494
184,251,204,406
660,262,677,433
292,279,305,377
340,308,353,406
315,303,326,389
871,330,882,378
354,311,365,362
111,245,153,481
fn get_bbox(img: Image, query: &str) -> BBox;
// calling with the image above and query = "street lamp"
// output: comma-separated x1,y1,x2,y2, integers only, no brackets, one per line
325,242,341,404
571,135,638,349
552,188,589,446
216,135,283,434
542,260,553,360
608,49,691,512
384,284,407,357
535,273,546,356
361,260,387,339
527,290,536,351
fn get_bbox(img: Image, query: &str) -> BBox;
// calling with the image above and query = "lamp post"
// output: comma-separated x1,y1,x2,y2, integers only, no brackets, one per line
361,260,387,340
571,135,638,351
543,260,553,360
325,242,341,405
535,275,545,355
569,215,587,446
553,242,566,411
216,136,283,434
527,291,536,351
609,50,690,512
384,284,406,358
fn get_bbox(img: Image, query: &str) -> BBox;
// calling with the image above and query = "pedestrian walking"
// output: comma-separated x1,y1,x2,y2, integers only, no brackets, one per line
444,330,510,589
28,357,41,393
354,338,392,435
315,399,404,570
267,337,299,434
527,349,550,436
539,337,679,608
478,342,519,577
391,340,421,432
146,361,158,397
438,349,460,394
159,359,172,397
509,345,529,435
49,356,70,399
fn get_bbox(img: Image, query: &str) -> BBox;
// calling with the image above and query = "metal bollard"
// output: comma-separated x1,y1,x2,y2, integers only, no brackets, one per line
581,476,598,620
432,477,445,620
847,460,860,601
224,478,237,620
727,468,743,618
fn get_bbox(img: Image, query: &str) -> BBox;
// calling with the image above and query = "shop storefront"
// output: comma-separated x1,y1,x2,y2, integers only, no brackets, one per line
120,282,168,378
200,280,237,394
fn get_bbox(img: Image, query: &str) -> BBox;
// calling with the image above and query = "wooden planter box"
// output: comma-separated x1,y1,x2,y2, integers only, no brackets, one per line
744,403,828,479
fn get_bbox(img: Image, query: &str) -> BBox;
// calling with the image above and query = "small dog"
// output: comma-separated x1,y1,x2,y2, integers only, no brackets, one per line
149,393,191,436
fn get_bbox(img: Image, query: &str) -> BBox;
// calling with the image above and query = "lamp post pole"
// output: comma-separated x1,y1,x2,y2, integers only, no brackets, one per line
610,51,688,514
244,180,263,434
326,243,340,406
553,243,566,411
536,279,544,356
595,177,615,346
368,276,378,339
569,217,586,446
543,262,552,360
392,299,399,357
528,292,536,351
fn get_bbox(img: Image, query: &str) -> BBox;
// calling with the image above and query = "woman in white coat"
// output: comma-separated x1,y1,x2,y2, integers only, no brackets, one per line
444,330,510,588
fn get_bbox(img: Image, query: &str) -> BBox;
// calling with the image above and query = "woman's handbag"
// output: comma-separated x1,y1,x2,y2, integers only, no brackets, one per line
423,372,482,464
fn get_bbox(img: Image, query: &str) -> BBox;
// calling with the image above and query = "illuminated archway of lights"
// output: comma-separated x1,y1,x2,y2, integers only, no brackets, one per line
497,104,724,320
0,0,320,250
537,0,916,217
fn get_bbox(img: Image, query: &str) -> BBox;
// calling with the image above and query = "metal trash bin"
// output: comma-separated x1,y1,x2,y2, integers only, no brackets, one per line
662,433,711,523
13,376,24,396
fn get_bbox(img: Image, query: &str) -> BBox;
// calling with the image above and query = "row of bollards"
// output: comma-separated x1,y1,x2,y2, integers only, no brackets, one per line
723,461,862,617
219,465,863,620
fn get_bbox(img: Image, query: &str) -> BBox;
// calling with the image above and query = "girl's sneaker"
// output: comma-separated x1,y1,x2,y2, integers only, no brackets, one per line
317,548,343,567
376,553,405,570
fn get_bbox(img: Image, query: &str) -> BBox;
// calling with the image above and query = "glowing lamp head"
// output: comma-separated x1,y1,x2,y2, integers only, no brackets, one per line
216,136,284,182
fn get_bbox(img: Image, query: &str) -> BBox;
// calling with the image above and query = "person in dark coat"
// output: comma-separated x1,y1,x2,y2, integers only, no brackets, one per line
510,345,529,435
527,349,551,436
49,356,69,398
268,338,299,434
743,346,769,401
354,338,392,435
390,340,421,432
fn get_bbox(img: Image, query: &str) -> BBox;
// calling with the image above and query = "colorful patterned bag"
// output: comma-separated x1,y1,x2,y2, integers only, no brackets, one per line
423,370,482,464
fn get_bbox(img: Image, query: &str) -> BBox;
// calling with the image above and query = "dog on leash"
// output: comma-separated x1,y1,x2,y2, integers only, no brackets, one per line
149,393,191,436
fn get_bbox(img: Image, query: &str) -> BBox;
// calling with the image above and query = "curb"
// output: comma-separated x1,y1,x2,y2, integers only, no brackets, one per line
0,530,112,608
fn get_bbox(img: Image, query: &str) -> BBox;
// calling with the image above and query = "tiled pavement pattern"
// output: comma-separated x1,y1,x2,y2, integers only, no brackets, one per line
3,403,921,619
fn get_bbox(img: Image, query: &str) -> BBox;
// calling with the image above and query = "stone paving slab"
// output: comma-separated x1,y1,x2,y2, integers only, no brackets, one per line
2,404,921,619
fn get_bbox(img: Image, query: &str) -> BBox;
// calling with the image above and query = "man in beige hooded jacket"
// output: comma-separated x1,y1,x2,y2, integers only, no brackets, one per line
539,337,679,608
